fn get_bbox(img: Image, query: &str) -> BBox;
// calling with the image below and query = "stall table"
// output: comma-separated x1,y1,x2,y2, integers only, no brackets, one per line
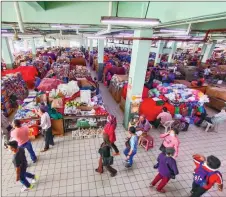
174,80,208,93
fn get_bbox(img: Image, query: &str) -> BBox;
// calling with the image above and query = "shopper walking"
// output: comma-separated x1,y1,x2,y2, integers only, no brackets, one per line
1,112,13,148
103,114,120,156
35,106,54,152
95,133,117,177
124,126,138,168
151,148,179,193
159,128,180,159
11,119,37,163
7,141,38,192
191,154,223,197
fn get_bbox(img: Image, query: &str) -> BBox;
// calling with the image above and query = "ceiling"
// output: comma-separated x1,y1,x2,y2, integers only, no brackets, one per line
1,1,226,40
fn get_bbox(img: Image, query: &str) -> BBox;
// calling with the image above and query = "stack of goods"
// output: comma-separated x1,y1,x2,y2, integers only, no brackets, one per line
72,127,104,140
38,78,63,92
69,65,91,80
32,60,47,78
14,51,33,67
14,102,39,120
1,73,28,116
56,56,70,64
109,74,128,103
46,63,70,80
2,66,38,89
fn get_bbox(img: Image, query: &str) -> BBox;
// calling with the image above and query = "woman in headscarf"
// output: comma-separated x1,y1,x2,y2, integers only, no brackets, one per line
95,134,117,177
103,114,120,156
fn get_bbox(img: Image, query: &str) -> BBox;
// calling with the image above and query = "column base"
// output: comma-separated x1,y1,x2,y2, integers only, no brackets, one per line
98,63,105,82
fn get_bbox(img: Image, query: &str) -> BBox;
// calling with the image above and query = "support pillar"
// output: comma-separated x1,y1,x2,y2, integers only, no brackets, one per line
168,41,177,63
2,37,14,69
124,29,153,128
31,38,36,57
89,39,93,52
97,39,104,81
201,44,207,56
201,43,216,63
155,40,165,65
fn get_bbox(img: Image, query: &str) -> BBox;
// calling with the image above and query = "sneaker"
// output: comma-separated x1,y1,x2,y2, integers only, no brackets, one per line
31,175,39,184
32,159,37,163
20,184,34,192
125,163,132,168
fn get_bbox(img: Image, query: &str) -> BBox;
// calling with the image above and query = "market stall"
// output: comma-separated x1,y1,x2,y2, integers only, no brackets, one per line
1,72,28,116
109,74,128,103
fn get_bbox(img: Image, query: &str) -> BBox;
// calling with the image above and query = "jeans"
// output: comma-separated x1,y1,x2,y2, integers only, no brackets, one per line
191,181,207,197
124,147,136,166
20,169,35,188
20,141,37,162
43,127,54,149
151,173,170,191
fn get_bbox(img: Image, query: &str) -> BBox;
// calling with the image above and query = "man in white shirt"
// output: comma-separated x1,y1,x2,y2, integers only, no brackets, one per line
36,106,54,152
204,66,211,78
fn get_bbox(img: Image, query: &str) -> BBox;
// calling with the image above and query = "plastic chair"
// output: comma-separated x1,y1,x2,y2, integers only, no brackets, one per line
161,120,175,133
205,121,219,132
140,135,154,151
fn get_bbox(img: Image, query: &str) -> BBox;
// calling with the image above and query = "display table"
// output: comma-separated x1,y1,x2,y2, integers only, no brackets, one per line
63,114,108,131
174,80,208,93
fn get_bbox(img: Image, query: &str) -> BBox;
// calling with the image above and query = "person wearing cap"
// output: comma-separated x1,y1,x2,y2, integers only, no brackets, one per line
124,126,138,168
35,106,54,152
191,154,223,197
150,147,179,193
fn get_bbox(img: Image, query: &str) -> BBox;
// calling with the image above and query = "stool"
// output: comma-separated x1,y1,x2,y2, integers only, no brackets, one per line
140,135,154,151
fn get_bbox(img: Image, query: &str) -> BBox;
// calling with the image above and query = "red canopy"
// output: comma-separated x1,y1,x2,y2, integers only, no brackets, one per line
139,98,175,121
2,66,38,82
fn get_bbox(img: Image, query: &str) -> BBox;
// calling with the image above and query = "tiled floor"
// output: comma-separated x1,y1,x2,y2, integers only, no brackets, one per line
2,68,226,197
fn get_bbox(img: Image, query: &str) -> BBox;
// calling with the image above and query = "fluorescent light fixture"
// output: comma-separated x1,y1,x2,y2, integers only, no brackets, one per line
101,16,160,26
1,29,8,32
88,36,106,39
51,24,90,29
160,29,187,33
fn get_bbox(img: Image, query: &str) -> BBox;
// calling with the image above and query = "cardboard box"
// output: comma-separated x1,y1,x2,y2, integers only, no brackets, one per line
51,119,64,136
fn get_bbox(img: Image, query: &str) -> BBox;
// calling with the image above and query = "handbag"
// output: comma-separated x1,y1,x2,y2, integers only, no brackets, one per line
159,143,166,153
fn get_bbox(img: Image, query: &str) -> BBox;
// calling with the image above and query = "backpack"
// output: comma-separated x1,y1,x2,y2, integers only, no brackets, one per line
193,162,220,187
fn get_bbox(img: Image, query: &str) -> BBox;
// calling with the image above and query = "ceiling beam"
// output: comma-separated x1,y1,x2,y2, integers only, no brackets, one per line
26,2,45,11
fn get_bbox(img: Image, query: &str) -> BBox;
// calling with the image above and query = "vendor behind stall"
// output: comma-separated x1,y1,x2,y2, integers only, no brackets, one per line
153,107,173,128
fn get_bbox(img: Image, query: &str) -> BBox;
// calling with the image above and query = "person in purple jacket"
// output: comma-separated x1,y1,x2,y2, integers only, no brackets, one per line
150,147,179,193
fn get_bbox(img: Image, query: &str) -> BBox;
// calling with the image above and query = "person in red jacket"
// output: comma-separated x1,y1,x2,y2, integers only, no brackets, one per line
191,154,223,197
103,115,120,156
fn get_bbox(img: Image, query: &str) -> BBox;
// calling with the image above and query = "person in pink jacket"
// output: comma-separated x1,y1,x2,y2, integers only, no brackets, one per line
159,129,180,158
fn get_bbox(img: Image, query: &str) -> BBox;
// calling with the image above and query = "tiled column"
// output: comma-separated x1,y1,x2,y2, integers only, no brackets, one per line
89,39,93,52
201,43,207,56
124,29,153,128
155,40,165,65
2,37,14,69
31,38,36,57
168,41,177,63
201,43,216,63
97,39,104,81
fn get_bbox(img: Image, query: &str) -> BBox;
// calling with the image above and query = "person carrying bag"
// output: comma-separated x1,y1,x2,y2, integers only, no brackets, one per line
95,134,117,177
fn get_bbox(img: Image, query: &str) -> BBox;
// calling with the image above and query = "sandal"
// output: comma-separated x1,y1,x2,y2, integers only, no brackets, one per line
156,189,166,193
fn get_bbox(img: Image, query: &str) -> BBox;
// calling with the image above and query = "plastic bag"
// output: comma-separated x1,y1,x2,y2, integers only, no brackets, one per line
51,98,63,109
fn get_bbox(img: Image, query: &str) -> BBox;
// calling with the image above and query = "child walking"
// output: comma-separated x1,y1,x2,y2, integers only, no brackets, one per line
150,147,179,193
7,141,38,192
191,154,223,197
